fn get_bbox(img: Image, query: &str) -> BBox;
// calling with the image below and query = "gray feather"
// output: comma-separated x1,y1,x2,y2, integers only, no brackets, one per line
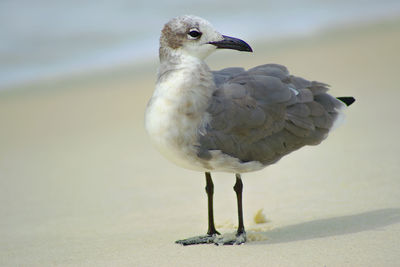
198,64,343,165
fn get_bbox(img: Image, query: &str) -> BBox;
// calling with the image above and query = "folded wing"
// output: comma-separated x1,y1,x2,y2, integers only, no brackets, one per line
197,64,345,165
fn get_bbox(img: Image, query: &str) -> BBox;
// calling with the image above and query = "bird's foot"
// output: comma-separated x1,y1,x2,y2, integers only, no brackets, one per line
175,234,219,246
214,231,247,246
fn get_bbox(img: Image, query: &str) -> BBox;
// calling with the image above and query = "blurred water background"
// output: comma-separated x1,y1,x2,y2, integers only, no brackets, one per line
1,0,400,90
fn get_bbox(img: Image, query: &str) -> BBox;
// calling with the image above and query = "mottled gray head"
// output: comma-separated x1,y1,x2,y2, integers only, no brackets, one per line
159,15,252,61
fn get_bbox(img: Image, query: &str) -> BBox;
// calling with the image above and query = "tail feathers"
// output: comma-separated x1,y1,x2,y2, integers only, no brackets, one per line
337,96,355,106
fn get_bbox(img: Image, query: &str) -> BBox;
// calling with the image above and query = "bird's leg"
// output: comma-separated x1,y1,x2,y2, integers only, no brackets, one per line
175,172,220,245
216,173,247,245
205,172,220,236
234,173,245,237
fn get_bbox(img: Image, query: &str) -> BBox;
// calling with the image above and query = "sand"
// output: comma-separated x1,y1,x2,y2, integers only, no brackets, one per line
1,18,400,266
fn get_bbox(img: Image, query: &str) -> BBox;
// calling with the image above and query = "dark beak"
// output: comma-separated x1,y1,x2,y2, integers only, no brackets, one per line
209,35,253,52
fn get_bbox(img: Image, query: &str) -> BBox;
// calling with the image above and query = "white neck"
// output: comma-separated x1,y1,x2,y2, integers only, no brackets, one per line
155,51,215,107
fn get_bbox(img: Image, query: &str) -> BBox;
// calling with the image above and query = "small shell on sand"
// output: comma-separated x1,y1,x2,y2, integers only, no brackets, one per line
253,209,269,224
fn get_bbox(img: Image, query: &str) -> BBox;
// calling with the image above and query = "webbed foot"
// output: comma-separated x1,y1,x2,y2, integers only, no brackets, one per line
214,231,247,245
175,234,218,246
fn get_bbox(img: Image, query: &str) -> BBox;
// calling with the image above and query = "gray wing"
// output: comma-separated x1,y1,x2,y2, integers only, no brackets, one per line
197,64,344,165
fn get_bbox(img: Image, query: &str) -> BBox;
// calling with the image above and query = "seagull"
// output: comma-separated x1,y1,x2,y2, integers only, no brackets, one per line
144,15,355,245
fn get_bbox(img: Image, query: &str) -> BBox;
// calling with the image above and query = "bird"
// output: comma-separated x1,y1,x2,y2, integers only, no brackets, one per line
144,15,355,245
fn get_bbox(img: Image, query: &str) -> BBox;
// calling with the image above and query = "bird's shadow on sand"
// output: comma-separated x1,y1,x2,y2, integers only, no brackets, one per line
250,208,400,245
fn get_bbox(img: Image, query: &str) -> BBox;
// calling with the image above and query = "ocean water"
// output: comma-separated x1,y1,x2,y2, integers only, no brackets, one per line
1,0,400,89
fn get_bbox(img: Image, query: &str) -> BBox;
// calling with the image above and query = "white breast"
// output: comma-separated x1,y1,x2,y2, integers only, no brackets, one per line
144,59,214,171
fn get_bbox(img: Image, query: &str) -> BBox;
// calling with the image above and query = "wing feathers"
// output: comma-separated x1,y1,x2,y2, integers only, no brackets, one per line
198,64,345,165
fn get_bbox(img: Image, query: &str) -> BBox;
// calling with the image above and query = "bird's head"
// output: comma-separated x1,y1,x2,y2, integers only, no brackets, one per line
159,15,252,61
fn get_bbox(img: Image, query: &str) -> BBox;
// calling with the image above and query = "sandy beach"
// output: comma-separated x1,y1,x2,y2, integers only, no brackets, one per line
1,17,400,266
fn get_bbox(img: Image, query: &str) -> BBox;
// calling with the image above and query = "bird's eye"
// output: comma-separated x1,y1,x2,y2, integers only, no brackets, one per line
187,29,202,39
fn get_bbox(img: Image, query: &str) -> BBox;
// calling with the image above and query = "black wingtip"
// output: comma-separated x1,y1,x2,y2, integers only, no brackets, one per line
337,96,355,106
